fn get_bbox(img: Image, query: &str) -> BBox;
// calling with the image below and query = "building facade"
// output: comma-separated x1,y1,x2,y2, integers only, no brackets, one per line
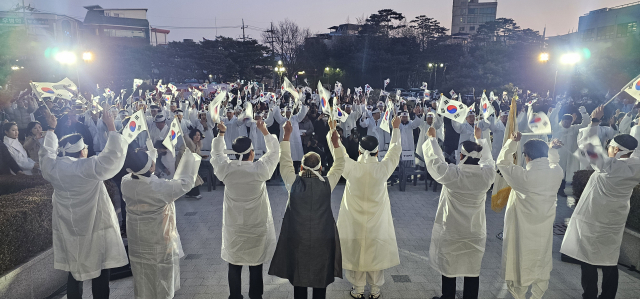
150,27,170,46
451,0,498,35
0,11,82,45
81,5,150,46
578,2,639,43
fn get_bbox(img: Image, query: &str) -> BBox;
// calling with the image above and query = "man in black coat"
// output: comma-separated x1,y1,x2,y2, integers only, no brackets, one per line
54,112,96,157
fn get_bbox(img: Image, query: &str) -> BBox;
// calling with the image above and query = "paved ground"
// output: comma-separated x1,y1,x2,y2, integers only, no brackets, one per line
61,181,640,299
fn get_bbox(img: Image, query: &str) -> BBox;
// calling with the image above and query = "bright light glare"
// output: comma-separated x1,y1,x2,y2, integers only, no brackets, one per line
11,66,20,70
428,63,433,67
82,52,93,61
325,67,329,71
278,60,282,65
539,52,549,62
560,53,581,65
55,51,77,64
440,64,444,67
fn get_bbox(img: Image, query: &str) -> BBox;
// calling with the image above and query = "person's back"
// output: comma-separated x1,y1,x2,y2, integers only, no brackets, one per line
496,132,563,299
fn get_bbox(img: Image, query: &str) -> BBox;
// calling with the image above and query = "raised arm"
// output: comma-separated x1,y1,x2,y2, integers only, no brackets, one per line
381,117,402,177
279,121,297,192
211,122,231,178
148,148,199,203
272,106,286,124
451,120,463,133
496,133,529,193
326,129,345,190
576,106,590,128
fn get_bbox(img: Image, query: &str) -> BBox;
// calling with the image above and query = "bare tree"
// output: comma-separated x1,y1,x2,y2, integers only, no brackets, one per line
261,19,310,72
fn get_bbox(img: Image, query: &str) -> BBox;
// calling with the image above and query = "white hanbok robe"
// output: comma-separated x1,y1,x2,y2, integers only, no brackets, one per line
336,128,402,272
578,125,617,170
84,115,108,153
222,116,243,150
452,121,476,153
39,131,128,281
549,107,589,182
273,105,308,161
121,150,199,299
210,133,280,265
3,136,35,175
516,111,549,168
560,126,640,266
340,105,362,138
497,139,564,285
423,138,495,277
416,115,443,166
399,117,423,153
477,116,506,160
359,116,391,152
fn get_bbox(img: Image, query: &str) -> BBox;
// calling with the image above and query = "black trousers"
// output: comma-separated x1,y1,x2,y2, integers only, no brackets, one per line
581,262,619,299
293,286,326,299
228,263,263,299
67,269,110,299
111,178,126,233
441,275,479,299
186,185,200,196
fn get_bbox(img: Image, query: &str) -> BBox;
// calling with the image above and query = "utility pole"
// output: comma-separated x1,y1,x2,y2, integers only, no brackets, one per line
241,19,247,42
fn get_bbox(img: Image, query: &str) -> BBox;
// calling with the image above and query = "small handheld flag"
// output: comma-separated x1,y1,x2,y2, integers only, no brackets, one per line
480,91,494,118
384,78,390,89
121,109,149,144
163,118,184,157
380,100,394,134
527,112,551,135
133,79,143,90
437,94,468,124
317,81,332,115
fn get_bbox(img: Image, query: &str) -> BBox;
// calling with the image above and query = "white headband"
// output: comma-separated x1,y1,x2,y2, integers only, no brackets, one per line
224,144,254,165
126,154,153,175
58,139,86,156
609,140,633,159
359,144,379,157
301,156,324,182
460,147,482,164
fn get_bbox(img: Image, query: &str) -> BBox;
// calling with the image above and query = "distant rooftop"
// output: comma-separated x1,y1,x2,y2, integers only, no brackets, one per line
83,5,148,11
584,1,640,16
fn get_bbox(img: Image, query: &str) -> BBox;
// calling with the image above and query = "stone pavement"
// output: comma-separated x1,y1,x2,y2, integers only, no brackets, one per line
64,182,640,299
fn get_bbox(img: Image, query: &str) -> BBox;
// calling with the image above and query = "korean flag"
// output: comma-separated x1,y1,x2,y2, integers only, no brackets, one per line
121,109,149,144
163,118,183,157
437,95,468,124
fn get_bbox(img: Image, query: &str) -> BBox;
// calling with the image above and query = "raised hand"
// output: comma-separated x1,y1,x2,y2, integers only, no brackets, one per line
392,116,401,129
511,132,522,142
474,125,482,140
427,127,436,138
217,122,227,134
331,130,340,148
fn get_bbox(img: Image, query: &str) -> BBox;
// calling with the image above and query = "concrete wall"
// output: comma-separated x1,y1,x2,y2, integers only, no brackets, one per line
0,248,66,299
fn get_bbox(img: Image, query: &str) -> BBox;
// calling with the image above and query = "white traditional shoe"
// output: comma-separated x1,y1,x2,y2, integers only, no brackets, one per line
350,287,365,299
369,291,381,299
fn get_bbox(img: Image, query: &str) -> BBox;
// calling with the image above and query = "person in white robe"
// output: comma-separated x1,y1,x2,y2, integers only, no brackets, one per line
577,123,617,170
451,111,478,162
340,104,362,138
121,145,199,299
423,125,495,299
477,111,509,160
210,119,280,299
149,114,170,145
334,116,402,299
359,108,391,160
560,106,640,299
3,121,37,175
416,111,443,167
496,132,564,299
549,104,589,189
273,104,309,165
398,108,424,153
38,107,128,299
516,108,549,168
222,109,245,151
83,110,108,153
247,112,272,159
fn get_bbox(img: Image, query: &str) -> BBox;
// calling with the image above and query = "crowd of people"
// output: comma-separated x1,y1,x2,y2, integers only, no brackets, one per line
1,82,639,299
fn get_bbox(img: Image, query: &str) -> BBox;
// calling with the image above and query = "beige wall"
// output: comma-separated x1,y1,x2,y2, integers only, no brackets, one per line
103,9,147,20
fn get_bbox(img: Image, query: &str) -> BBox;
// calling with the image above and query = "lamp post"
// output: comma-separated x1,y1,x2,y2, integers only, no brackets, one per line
276,66,286,88
541,52,581,99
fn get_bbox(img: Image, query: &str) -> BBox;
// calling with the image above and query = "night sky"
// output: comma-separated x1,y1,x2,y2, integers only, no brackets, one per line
2,0,635,41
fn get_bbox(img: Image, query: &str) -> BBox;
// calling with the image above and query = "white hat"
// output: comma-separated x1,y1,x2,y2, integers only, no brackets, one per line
371,108,381,114
400,112,409,117
226,108,234,113
426,112,435,118
377,101,384,107
284,107,292,112
467,110,476,116
367,105,373,110
344,104,352,109
500,111,509,116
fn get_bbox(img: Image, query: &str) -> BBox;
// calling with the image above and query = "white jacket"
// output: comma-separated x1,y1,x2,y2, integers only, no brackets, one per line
477,116,506,160
416,114,443,166
39,131,128,281
497,139,564,285
561,126,640,266
424,137,495,277
549,107,589,182
273,105,308,161
210,133,280,265
121,149,199,299
336,128,402,272
3,136,35,175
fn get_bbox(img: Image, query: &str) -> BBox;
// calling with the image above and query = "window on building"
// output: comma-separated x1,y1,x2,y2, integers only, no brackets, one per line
112,13,120,17
597,25,615,40
467,16,477,23
617,22,637,37
104,12,110,16
104,29,146,38
468,8,477,14
582,28,596,41
459,27,465,33
469,26,475,32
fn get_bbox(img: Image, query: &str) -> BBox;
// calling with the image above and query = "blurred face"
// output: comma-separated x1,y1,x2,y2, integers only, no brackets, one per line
177,114,184,121
466,115,475,125
227,112,234,119
373,112,380,120
401,116,409,123
151,109,159,117
285,111,292,118
561,119,572,128
500,115,508,124
192,131,201,142
31,123,42,137
4,125,18,139
345,106,352,114
426,116,433,125
156,121,165,130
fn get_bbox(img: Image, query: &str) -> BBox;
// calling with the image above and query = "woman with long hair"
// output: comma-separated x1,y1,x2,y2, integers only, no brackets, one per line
2,121,38,175
23,121,44,160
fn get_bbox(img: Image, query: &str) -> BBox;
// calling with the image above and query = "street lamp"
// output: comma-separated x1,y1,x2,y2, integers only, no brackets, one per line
276,66,286,87
539,52,550,62
560,53,581,65
325,67,329,71
278,60,283,65
82,52,93,62
55,51,77,65
428,63,433,68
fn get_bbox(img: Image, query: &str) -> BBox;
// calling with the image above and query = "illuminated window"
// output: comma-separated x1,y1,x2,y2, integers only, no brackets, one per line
617,22,637,37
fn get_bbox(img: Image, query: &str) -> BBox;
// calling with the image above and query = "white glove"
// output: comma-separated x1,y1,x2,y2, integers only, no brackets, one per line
579,106,587,113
